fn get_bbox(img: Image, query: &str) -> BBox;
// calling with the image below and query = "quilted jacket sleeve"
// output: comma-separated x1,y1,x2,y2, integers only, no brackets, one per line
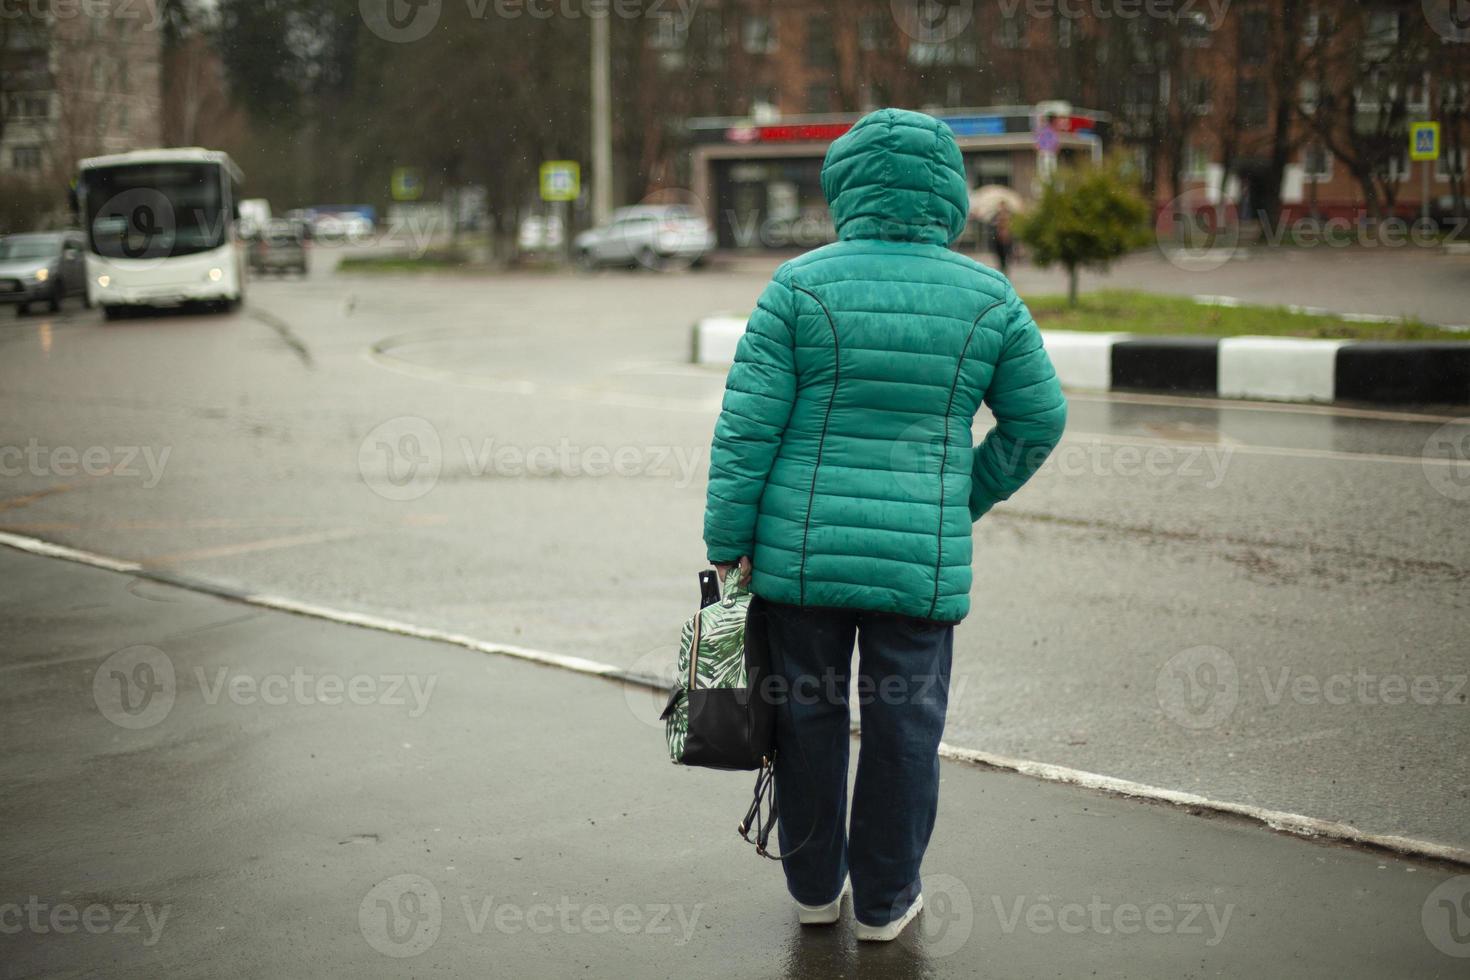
704,274,799,563
969,285,1068,521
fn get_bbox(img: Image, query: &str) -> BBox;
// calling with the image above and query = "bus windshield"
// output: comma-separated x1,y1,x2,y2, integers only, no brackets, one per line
82,162,228,260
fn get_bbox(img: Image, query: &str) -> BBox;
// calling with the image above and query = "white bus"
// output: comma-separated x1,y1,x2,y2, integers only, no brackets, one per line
75,148,246,317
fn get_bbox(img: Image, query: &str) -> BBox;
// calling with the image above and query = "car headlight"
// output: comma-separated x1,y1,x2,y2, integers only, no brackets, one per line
208,268,224,282
97,275,111,288
34,268,49,283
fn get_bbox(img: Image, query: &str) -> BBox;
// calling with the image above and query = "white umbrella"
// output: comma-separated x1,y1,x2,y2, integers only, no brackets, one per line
969,185,1026,222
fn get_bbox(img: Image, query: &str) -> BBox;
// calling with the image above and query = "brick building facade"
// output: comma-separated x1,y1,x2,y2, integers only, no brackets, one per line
0,1,163,185
640,0,1467,235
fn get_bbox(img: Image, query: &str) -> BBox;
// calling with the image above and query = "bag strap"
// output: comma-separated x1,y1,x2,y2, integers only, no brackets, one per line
687,610,702,690
738,756,816,860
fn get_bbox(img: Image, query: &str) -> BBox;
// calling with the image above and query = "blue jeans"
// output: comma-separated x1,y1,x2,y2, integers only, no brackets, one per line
763,600,954,927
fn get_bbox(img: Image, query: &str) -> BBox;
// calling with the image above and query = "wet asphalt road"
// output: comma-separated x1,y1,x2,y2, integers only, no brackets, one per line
0,251,1466,857
3,547,1467,979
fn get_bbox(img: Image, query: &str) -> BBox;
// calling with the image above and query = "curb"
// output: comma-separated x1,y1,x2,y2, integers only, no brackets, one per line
692,316,1470,406
3,528,1468,869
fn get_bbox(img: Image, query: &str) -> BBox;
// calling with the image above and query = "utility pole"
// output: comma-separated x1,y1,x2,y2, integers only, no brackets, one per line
591,12,613,227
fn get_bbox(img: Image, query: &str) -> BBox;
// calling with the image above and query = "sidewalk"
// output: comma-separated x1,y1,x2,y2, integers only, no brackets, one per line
0,546,1464,978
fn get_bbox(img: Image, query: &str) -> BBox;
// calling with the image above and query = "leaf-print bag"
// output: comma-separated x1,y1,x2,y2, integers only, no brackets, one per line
660,566,773,770
659,567,807,858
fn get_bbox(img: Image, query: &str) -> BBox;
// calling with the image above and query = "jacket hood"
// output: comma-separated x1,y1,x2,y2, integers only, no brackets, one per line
820,108,970,246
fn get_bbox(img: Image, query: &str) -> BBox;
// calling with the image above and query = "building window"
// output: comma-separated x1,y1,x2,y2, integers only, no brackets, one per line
649,15,687,71
1302,144,1332,180
1298,79,1319,113
1238,79,1268,127
806,15,836,69
1181,11,1213,47
1441,81,1467,113
1437,149,1466,182
908,36,976,67
1239,9,1268,65
1366,9,1400,49
11,146,42,171
693,10,727,69
1385,153,1411,182
1125,74,1158,115
993,82,1021,105
1185,144,1211,179
1183,77,1213,115
750,86,779,120
1303,8,1332,46
1056,16,1073,49
858,16,888,51
742,15,776,55
998,13,1024,49
806,84,834,114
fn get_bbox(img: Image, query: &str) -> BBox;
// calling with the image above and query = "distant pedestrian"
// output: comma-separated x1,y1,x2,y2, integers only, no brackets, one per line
992,202,1014,273
703,109,1066,942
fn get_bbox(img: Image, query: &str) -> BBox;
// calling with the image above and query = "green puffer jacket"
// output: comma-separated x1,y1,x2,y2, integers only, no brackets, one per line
704,108,1067,622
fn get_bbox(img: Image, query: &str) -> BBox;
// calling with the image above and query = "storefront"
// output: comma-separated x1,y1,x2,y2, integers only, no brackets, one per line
687,106,1108,250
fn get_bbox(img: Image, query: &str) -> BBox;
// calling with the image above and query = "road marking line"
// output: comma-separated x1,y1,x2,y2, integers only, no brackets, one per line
141,527,367,566
0,483,77,512
1066,389,1470,424
1065,430,1467,467
0,527,1465,868
0,531,141,573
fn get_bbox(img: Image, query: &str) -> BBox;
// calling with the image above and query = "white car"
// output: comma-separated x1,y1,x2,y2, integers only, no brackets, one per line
574,205,715,270
311,212,374,242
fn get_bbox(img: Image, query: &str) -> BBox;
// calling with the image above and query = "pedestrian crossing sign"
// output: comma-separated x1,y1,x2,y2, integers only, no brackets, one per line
540,161,581,202
1410,122,1440,162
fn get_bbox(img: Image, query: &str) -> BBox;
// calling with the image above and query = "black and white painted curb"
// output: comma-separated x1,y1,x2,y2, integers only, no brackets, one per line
693,316,1470,406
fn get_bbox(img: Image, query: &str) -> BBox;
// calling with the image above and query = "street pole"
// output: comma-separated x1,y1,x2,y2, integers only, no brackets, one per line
591,12,612,228
1422,160,1430,227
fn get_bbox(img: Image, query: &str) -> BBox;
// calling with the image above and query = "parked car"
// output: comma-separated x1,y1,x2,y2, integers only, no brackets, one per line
574,205,715,270
311,211,374,242
247,218,310,277
0,231,90,315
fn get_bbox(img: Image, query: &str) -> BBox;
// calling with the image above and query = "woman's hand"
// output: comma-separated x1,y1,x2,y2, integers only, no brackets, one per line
713,555,752,587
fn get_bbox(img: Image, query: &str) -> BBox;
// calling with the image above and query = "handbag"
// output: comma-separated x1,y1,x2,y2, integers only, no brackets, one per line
660,567,774,770
660,567,796,857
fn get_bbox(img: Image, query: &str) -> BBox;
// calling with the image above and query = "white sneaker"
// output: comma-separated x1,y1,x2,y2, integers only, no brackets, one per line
794,876,850,925
854,893,923,942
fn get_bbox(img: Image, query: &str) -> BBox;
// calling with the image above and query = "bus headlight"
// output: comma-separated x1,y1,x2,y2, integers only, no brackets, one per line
97,275,111,288
34,268,49,283
208,268,223,282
